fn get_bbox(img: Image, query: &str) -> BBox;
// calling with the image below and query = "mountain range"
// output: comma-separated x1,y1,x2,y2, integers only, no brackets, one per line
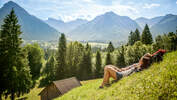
135,16,163,28
136,14,177,37
150,14,177,37
45,18,88,34
68,12,141,42
0,1,59,41
0,1,177,42
47,12,177,42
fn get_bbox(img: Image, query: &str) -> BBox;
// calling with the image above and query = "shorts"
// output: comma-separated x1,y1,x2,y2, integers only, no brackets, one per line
116,72,123,80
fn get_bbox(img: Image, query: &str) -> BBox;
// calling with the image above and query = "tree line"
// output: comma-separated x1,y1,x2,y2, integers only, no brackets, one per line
0,9,177,100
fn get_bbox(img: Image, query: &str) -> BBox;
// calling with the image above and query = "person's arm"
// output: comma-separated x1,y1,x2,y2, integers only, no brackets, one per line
111,65,131,72
120,67,131,71
121,63,140,70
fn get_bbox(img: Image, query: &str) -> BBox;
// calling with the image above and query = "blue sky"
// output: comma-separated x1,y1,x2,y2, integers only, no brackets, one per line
0,0,177,22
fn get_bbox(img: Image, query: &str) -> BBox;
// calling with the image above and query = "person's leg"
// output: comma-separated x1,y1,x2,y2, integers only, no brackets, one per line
101,66,110,87
100,65,118,87
111,65,122,72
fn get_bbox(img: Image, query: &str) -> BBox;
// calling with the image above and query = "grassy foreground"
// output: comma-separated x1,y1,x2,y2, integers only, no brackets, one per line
55,51,177,100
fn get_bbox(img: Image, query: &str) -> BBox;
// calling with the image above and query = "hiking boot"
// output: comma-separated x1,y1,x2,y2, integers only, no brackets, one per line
99,86,103,89
111,80,118,84
105,83,111,87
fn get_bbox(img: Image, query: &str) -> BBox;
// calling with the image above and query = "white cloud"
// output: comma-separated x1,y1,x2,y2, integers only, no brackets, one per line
143,3,160,9
3,0,139,22
83,0,93,3
176,1,177,4
34,0,139,22
61,1,139,22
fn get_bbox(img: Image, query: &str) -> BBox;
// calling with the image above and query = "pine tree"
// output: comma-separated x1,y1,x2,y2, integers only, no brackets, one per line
95,50,102,78
107,42,114,52
66,41,85,78
86,50,92,79
84,43,92,79
56,33,67,80
105,52,112,65
44,55,56,84
85,42,91,51
141,24,153,44
128,31,134,45
153,35,163,51
78,53,87,80
24,43,44,87
0,9,32,100
116,46,126,68
85,43,92,78
44,48,55,60
15,49,32,97
128,29,140,46
78,43,92,80
66,42,74,77
134,28,140,42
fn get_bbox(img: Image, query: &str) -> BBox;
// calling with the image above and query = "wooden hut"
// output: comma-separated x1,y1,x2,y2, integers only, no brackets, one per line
38,77,81,100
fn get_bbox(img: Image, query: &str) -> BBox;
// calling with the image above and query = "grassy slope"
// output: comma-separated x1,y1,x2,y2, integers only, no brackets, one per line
2,87,43,100
55,51,177,100
2,78,43,100
17,87,43,100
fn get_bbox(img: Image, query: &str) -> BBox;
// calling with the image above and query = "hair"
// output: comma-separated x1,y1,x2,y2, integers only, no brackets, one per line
139,53,152,69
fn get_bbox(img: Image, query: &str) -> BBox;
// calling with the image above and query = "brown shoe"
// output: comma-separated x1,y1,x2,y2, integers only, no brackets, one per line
111,80,118,84
105,83,111,87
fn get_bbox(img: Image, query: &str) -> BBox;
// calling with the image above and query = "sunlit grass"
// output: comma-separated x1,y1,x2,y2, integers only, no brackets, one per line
55,51,177,100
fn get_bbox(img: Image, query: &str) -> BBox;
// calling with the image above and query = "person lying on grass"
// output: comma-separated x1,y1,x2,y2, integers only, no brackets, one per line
99,49,166,88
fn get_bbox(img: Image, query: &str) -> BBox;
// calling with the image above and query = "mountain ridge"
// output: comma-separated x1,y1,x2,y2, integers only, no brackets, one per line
135,16,164,28
68,11,141,42
45,18,88,34
150,14,177,37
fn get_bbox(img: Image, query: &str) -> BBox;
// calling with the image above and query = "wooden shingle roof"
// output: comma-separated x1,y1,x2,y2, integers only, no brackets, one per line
53,77,81,94
39,77,81,96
